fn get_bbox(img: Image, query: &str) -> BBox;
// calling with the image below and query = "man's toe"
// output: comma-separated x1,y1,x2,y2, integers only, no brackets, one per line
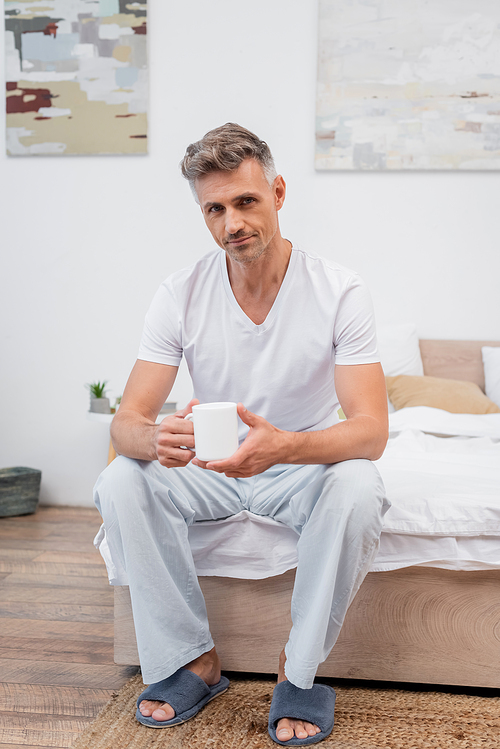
292,722,304,739
151,706,173,721
139,700,175,721
294,720,312,739
276,718,321,741
139,700,153,717
276,718,294,741
305,721,321,736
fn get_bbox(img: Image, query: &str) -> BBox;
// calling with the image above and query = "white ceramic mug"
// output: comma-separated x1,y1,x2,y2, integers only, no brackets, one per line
185,402,239,461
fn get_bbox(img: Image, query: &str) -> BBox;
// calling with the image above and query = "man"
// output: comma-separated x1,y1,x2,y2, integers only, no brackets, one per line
94,123,389,746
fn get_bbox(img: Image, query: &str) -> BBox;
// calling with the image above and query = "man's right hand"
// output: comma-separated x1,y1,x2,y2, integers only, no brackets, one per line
153,399,199,467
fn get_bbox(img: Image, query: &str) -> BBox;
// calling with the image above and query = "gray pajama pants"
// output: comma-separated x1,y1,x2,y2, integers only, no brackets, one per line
94,457,388,689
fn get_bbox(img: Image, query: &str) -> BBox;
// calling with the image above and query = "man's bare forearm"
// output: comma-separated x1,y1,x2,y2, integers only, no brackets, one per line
109,360,181,462
110,409,158,461
110,399,197,468
279,415,388,466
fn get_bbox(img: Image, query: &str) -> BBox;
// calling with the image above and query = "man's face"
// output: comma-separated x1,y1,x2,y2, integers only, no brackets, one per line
195,159,286,265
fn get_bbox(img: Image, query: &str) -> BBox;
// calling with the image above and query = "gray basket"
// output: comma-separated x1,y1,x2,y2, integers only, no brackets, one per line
0,467,42,517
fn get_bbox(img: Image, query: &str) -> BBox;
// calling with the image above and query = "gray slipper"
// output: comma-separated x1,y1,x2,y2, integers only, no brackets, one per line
136,668,230,728
268,680,336,745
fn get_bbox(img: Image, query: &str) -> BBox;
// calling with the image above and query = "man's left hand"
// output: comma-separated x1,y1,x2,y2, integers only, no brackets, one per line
192,403,286,478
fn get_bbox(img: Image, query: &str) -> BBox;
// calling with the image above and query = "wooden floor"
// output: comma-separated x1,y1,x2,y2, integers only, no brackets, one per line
0,505,138,748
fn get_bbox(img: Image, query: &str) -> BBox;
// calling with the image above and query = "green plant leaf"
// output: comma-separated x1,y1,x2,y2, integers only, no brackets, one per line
86,380,108,398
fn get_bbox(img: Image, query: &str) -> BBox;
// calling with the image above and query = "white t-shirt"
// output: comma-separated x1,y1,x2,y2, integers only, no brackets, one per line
138,247,379,442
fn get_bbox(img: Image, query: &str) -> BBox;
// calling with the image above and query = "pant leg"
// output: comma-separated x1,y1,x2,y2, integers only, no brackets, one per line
93,456,247,684
251,459,389,690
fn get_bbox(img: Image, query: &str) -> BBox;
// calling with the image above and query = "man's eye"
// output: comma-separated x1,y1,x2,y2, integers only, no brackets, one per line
209,205,223,213
242,198,255,205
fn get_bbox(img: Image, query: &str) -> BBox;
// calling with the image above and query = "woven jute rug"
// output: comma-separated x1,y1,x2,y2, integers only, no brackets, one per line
72,673,500,749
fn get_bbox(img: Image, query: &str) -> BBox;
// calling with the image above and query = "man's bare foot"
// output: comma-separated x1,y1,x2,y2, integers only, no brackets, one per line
275,650,321,743
138,646,221,723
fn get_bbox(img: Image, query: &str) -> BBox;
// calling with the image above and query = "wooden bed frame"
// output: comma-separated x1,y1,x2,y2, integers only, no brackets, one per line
114,340,500,688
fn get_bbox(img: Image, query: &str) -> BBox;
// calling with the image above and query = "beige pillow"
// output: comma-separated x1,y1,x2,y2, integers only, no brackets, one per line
386,375,500,414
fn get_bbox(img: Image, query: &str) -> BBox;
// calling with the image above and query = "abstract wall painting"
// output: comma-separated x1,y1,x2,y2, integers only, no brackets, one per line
5,0,148,156
316,0,500,170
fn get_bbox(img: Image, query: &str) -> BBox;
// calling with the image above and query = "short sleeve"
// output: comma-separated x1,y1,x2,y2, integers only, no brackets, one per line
137,281,183,367
333,275,379,365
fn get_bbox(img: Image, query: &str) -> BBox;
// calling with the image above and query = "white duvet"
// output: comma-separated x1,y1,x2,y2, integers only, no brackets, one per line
95,407,500,584
369,408,500,573
378,416,500,537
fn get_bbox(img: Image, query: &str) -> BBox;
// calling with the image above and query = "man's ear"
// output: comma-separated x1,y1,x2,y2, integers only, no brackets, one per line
274,175,286,211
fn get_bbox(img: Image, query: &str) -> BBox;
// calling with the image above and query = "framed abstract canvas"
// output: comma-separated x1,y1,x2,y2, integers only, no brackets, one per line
316,0,500,170
5,0,148,156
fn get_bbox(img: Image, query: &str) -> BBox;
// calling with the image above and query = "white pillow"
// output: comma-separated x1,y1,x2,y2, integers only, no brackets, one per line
482,346,500,408
377,323,424,377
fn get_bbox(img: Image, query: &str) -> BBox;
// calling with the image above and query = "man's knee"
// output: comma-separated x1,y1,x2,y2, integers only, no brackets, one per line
94,456,157,516
94,457,198,528
323,459,387,518
95,454,146,490
328,457,383,488
290,460,386,532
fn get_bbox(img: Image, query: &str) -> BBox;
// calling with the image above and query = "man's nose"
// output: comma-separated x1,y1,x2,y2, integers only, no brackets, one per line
225,208,245,235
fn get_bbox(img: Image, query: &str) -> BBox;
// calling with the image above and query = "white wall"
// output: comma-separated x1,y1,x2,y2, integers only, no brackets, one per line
1,1,499,507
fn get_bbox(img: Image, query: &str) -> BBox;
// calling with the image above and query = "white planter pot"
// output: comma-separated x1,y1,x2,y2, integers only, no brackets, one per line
90,397,111,414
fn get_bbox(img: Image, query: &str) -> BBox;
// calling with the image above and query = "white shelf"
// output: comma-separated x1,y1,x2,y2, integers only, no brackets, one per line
86,411,175,424
86,411,114,423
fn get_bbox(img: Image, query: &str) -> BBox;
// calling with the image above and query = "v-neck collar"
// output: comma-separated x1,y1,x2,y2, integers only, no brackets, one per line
219,246,297,334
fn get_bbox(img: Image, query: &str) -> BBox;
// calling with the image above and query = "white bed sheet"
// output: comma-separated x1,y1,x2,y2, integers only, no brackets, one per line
95,408,500,584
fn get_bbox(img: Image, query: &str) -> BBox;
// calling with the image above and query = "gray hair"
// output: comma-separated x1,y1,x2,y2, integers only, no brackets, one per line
180,123,277,201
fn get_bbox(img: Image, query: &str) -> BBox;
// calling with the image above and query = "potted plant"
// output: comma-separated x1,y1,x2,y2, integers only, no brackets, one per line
111,395,122,414
87,380,111,414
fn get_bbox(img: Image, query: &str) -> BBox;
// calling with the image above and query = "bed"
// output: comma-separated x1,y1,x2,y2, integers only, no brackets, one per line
102,334,500,688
